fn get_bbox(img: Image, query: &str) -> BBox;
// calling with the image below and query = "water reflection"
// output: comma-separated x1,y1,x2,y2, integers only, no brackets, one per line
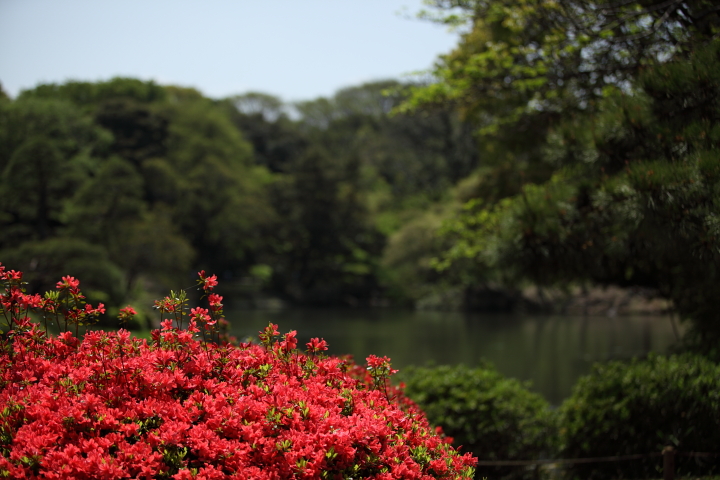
226,308,681,405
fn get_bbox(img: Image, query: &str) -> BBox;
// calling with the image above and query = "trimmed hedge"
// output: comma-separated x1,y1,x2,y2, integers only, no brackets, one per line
559,354,720,479
398,364,556,480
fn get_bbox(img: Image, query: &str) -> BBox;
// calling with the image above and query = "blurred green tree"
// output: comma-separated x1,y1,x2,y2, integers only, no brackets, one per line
166,97,276,278
269,147,384,305
411,0,720,342
5,79,277,305
0,97,123,303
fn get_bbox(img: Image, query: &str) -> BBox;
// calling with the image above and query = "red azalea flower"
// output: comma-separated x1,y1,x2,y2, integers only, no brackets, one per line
281,330,298,353
19,293,42,309
6,270,23,281
197,271,218,292
56,275,79,290
306,337,328,354
366,354,390,369
207,293,223,311
154,297,176,313
83,303,106,316
366,355,399,375
190,306,211,324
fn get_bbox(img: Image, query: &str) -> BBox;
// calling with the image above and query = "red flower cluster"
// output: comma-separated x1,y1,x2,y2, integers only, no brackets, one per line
55,276,80,291
305,338,328,355
0,265,104,336
197,271,218,293
0,266,476,479
117,306,137,328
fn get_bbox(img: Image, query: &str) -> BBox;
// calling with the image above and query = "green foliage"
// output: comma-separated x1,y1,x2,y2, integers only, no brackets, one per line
407,0,718,129
0,79,275,310
268,147,384,304
0,98,109,243
0,238,124,307
381,210,446,303
164,96,274,277
404,0,720,209
421,0,720,340
223,80,480,306
296,80,479,201
559,354,720,479
94,97,169,165
398,364,556,479
380,204,479,307
223,93,306,173
19,77,169,107
0,76,481,308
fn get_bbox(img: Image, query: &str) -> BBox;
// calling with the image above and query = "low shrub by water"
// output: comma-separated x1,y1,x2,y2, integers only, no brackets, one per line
398,364,556,480
559,354,720,479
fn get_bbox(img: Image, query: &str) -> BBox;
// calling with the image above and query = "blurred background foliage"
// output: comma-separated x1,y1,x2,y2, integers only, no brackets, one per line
558,354,720,479
1,0,720,354
0,76,480,317
404,0,720,352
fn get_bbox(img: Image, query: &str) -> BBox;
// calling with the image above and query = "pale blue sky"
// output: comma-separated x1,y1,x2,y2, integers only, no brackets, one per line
0,0,459,102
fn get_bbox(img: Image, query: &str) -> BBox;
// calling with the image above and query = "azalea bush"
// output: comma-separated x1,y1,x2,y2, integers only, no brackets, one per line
0,264,476,479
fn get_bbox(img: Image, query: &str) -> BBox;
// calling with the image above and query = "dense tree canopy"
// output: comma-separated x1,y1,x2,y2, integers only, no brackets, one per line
0,80,273,312
408,0,720,345
410,0,719,123
0,77,481,312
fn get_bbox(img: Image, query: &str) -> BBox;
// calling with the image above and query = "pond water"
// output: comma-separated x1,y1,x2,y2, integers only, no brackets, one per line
226,308,682,405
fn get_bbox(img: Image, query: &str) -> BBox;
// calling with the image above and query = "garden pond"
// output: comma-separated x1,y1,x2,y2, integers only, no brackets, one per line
226,308,682,405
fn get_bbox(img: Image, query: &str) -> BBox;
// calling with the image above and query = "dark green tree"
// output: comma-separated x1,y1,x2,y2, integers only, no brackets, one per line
0,98,109,246
298,81,479,202
269,147,384,305
412,0,720,343
165,97,275,278
21,77,168,107
6,79,277,304
225,83,482,305
64,156,193,292
0,97,125,304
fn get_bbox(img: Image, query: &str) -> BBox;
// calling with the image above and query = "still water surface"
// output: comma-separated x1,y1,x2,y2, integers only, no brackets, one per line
226,308,681,405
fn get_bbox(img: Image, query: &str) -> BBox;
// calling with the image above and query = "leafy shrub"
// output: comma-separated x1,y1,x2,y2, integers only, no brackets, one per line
0,264,476,479
398,364,556,479
559,354,720,479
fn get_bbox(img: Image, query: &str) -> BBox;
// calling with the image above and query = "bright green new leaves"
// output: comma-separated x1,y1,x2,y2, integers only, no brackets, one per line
406,0,719,131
